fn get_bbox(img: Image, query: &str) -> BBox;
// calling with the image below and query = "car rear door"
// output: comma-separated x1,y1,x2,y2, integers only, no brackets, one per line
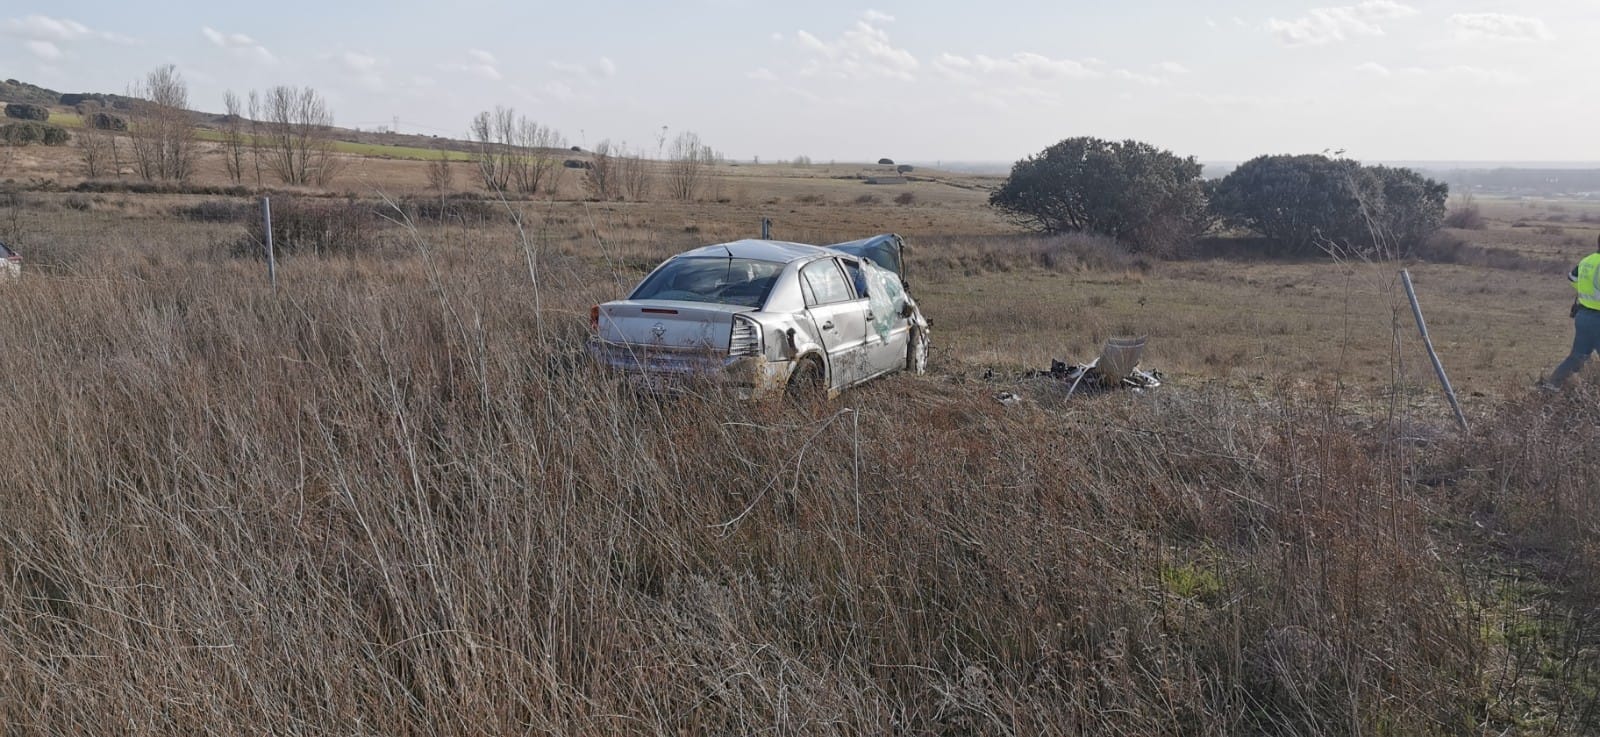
799,257,870,390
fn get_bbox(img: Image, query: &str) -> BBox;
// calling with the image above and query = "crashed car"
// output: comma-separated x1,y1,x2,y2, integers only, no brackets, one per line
588,234,929,399
0,241,18,281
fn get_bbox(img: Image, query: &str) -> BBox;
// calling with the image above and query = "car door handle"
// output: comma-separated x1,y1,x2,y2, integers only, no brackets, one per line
822,320,835,330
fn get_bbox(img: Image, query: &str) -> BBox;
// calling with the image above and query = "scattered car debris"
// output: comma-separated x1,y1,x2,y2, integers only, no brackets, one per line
1027,337,1163,396
994,391,1025,406
992,337,1158,404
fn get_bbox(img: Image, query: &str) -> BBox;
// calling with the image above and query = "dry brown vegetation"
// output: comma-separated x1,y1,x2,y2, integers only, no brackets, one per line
0,169,1598,735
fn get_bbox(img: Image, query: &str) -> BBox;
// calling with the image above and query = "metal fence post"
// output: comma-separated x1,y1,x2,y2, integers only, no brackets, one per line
1400,269,1468,433
261,196,276,290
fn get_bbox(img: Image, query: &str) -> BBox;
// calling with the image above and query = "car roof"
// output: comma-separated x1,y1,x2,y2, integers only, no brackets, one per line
673,239,840,264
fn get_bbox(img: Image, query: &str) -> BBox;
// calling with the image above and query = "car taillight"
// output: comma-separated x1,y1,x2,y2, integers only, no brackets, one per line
589,304,600,333
729,315,762,357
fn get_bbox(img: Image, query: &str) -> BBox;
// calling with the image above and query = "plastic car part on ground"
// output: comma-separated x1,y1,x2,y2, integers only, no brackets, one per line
994,336,1162,404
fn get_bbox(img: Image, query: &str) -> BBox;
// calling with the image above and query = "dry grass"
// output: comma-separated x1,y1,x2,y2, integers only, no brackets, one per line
0,186,1598,734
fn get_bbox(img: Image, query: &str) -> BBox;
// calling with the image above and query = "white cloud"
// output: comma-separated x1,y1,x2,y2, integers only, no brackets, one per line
1354,61,1391,75
1114,69,1163,86
770,32,783,42
1448,13,1553,42
24,39,61,60
862,9,895,23
549,57,617,79
1439,65,1522,84
794,19,918,80
542,81,574,100
201,26,274,63
2,14,132,44
1267,0,1420,46
328,50,385,90
1156,61,1190,75
444,49,501,80
746,67,779,81
1380,63,1520,84
338,50,378,72
946,52,1100,81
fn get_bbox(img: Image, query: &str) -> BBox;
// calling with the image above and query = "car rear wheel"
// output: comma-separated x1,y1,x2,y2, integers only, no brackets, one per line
906,329,929,374
785,357,825,401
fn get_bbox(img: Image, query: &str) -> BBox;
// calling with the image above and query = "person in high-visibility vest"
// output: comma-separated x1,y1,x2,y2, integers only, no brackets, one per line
1544,234,1600,389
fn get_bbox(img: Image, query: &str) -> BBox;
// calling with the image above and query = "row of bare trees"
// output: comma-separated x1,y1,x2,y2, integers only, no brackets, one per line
71,65,342,187
470,107,565,195
568,132,720,202
224,86,342,186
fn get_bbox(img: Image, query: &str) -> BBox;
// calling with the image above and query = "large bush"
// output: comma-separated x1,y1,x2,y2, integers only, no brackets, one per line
989,137,1209,255
233,199,382,258
4,102,49,121
83,111,127,131
0,121,69,146
1210,155,1447,258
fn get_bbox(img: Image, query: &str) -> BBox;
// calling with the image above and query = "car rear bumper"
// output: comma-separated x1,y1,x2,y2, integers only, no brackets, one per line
586,339,794,399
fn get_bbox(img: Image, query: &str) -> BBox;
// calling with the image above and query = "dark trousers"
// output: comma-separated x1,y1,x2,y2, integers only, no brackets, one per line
1551,307,1600,385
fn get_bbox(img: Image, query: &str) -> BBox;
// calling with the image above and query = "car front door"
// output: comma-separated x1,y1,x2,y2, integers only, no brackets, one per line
800,258,870,390
839,257,909,378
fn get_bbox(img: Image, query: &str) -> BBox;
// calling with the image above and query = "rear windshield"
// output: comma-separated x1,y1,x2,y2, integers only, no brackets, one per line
630,257,783,308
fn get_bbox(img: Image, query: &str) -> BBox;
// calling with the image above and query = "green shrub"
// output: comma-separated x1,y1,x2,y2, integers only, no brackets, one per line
4,102,49,121
0,122,69,146
84,112,127,131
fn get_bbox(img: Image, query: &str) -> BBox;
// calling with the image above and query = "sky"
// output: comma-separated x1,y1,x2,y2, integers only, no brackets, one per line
2,0,1596,164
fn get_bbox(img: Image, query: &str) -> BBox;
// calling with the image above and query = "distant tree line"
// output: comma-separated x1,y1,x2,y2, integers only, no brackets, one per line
990,136,1450,259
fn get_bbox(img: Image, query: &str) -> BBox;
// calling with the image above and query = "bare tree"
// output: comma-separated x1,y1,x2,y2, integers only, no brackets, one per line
586,139,620,201
618,144,654,201
246,91,264,186
258,85,343,187
512,118,564,195
471,107,514,192
221,90,246,183
667,131,718,201
75,115,122,178
426,151,454,193
126,65,197,181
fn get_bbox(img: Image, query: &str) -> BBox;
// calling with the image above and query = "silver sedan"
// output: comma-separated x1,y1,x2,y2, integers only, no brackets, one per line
587,234,929,399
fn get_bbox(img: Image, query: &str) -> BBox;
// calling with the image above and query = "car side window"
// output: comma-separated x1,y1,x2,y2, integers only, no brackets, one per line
839,259,867,299
801,259,853,306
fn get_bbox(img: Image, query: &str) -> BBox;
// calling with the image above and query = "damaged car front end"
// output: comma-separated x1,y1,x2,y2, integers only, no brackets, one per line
587,235,929,399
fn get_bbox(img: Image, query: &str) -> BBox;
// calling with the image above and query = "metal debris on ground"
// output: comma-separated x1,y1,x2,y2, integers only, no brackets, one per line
1028,336,1163,397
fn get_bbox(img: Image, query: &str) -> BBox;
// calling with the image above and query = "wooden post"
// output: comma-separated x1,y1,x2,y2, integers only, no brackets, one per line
1400,270,1468,433
761,217,771,240
261,196,276,290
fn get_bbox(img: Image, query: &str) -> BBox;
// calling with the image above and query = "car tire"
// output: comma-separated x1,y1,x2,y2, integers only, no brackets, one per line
785,357,825,401
906,329,929,375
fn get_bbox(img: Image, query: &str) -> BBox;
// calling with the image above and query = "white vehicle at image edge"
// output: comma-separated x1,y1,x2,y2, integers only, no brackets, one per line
587,234,930,399
0,241,19,281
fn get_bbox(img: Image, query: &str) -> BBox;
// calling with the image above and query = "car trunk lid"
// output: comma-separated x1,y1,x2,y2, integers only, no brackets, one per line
597,300,752,351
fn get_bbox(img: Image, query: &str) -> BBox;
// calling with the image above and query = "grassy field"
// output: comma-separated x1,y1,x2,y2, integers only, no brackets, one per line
40,111,475,161
2,158,1599,734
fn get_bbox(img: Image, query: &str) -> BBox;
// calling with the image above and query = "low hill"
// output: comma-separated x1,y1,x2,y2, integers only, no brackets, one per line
0,78,60,106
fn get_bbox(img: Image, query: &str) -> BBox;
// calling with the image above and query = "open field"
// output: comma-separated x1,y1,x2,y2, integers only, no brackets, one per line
3,160,1600,734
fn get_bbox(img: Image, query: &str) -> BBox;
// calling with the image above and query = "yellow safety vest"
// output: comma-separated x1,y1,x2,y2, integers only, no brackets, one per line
1574,253,1600,312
